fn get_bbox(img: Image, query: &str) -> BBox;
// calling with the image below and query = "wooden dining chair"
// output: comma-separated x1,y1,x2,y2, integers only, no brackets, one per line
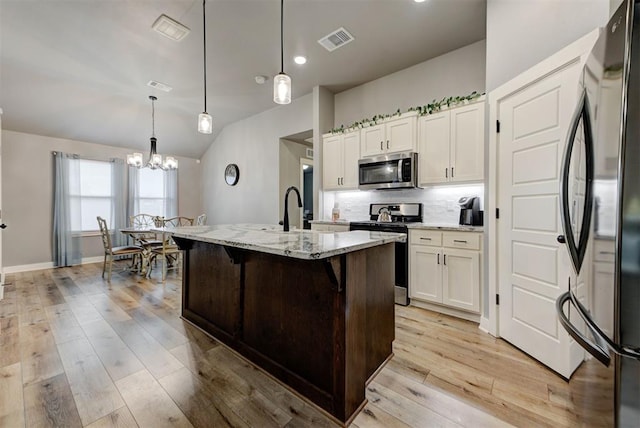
149,216,193,281
128,213,163,247
97,216,144,282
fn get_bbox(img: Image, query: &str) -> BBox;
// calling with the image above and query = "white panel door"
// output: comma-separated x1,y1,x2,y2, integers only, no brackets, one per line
418,112,450,185
360,125,385,158
322,135,343,190
498,61,583,378
450,103,485,183
409,246,442,303
443,249,480,312
0,109,3,294
342,131,360,189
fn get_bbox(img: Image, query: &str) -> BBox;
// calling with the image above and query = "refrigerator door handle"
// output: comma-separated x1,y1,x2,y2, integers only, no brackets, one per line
558,88,595,275
556,290,612,366
568,283,640,360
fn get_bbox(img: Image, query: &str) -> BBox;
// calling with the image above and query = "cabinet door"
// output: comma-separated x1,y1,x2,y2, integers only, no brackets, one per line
418,112,450,184
361,124,385,157
342,131,360,189
409,245,442,303
450,103,484,182
386,116,416,154
323,135,343,190
442,248,479,312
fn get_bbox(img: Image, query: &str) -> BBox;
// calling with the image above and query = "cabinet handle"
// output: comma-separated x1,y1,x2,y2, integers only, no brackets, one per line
341,177,344,185
453,239,468,243
380,141,383,150
443,254,447,265
445,168,448,178
337,177,340,186
420,237,431,241
451,167,454,178
437,253,440,264
599,251,614,255
386,140,389,149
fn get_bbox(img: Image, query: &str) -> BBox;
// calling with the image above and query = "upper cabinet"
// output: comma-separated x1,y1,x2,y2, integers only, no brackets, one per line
419,101,485,185
360,112,417,158
323,130,360,190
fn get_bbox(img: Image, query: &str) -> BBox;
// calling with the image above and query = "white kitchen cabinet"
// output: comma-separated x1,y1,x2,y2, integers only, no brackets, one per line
360,113,417,158
322,130,360,190
418,101,485,185
310,223,350,232
409,229,481,313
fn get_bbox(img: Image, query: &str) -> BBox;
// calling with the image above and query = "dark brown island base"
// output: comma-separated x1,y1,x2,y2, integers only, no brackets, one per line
169,225,402,425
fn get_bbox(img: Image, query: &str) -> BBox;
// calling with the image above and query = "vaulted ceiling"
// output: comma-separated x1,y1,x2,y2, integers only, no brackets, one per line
0,0,486,159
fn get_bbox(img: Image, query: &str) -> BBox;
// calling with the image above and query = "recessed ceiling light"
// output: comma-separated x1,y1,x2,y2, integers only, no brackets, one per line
147,80,173,92
414,0,427,2
294,56,307,65
255,75,268,84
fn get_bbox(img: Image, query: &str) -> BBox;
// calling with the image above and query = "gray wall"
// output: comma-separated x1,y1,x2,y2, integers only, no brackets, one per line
201,93,313,225
486,0,610,92
1,130,202,268
334,40,486,127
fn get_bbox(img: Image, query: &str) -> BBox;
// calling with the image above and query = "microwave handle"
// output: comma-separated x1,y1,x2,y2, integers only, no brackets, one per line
397,159,403,182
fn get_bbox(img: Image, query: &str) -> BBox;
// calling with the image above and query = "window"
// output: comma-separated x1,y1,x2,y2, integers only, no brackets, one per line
135,168,176,218
69,159,114,232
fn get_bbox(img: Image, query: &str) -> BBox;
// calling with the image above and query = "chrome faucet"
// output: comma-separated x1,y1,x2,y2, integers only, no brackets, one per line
283,186,303,232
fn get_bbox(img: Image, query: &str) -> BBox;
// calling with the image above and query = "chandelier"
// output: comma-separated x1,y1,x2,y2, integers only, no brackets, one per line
127,95,178,170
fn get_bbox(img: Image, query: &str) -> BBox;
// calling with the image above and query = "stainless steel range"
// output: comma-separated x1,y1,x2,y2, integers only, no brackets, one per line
350,203,423,305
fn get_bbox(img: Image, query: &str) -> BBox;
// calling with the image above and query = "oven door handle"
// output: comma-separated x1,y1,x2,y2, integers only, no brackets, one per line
397,159,403,182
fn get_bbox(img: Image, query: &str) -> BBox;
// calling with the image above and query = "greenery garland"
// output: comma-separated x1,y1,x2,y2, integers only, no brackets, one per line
329,90,485,134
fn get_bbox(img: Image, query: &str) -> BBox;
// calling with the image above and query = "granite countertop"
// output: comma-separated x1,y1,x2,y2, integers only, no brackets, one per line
310,219,484,232
156,224,405,260
309,219,352,225
407,223,484,232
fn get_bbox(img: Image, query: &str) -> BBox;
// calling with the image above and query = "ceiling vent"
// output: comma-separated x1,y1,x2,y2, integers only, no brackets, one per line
318,27,354,52
147,80,173,92
152,14,190,42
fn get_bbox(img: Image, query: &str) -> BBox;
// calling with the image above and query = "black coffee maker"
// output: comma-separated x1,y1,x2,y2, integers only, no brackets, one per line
458,196,483,226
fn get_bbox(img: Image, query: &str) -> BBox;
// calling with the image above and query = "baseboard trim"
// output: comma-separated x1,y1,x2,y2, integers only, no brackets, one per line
409,299,480,323
3,256,104,274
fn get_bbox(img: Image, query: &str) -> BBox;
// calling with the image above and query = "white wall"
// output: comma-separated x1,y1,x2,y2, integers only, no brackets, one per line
334,40,486,127
486,0,610,92
1,130,202,268
201,93,313,225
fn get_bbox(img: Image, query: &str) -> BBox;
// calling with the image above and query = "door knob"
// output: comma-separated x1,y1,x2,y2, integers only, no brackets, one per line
557,235,566,243
0,224,6,229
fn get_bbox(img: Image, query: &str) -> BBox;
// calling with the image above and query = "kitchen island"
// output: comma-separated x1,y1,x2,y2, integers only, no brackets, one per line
167,224,403,425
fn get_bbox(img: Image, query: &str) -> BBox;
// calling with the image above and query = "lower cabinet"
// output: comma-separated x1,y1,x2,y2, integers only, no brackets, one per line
311,223,350,232
409,229,481,313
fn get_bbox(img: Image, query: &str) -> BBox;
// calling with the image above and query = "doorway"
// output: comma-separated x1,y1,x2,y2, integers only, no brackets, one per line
300,158,313,229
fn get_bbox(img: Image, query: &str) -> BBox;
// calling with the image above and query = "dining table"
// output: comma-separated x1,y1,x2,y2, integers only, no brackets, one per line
119,226,162,276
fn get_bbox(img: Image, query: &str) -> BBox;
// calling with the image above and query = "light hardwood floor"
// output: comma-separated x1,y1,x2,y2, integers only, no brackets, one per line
0,262,612,427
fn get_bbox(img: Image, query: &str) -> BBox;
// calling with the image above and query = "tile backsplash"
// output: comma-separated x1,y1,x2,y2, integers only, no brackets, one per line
323,184,485,224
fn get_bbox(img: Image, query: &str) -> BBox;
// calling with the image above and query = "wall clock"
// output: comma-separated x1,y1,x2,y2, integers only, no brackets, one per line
224,163,240,186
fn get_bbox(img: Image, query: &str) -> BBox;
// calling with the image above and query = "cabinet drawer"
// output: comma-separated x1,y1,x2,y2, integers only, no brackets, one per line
443,232,481,250
594,239,615,263
410,230,442,246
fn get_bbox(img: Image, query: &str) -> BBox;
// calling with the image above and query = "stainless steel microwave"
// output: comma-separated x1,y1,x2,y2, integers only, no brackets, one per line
358,152,418,190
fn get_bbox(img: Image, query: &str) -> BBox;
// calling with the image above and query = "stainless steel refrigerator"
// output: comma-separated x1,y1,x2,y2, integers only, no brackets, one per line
556,0,640,426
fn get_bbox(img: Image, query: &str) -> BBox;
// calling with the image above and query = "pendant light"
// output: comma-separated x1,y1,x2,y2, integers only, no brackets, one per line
127,96,178,170
198,0,213,134
273,0,291,104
